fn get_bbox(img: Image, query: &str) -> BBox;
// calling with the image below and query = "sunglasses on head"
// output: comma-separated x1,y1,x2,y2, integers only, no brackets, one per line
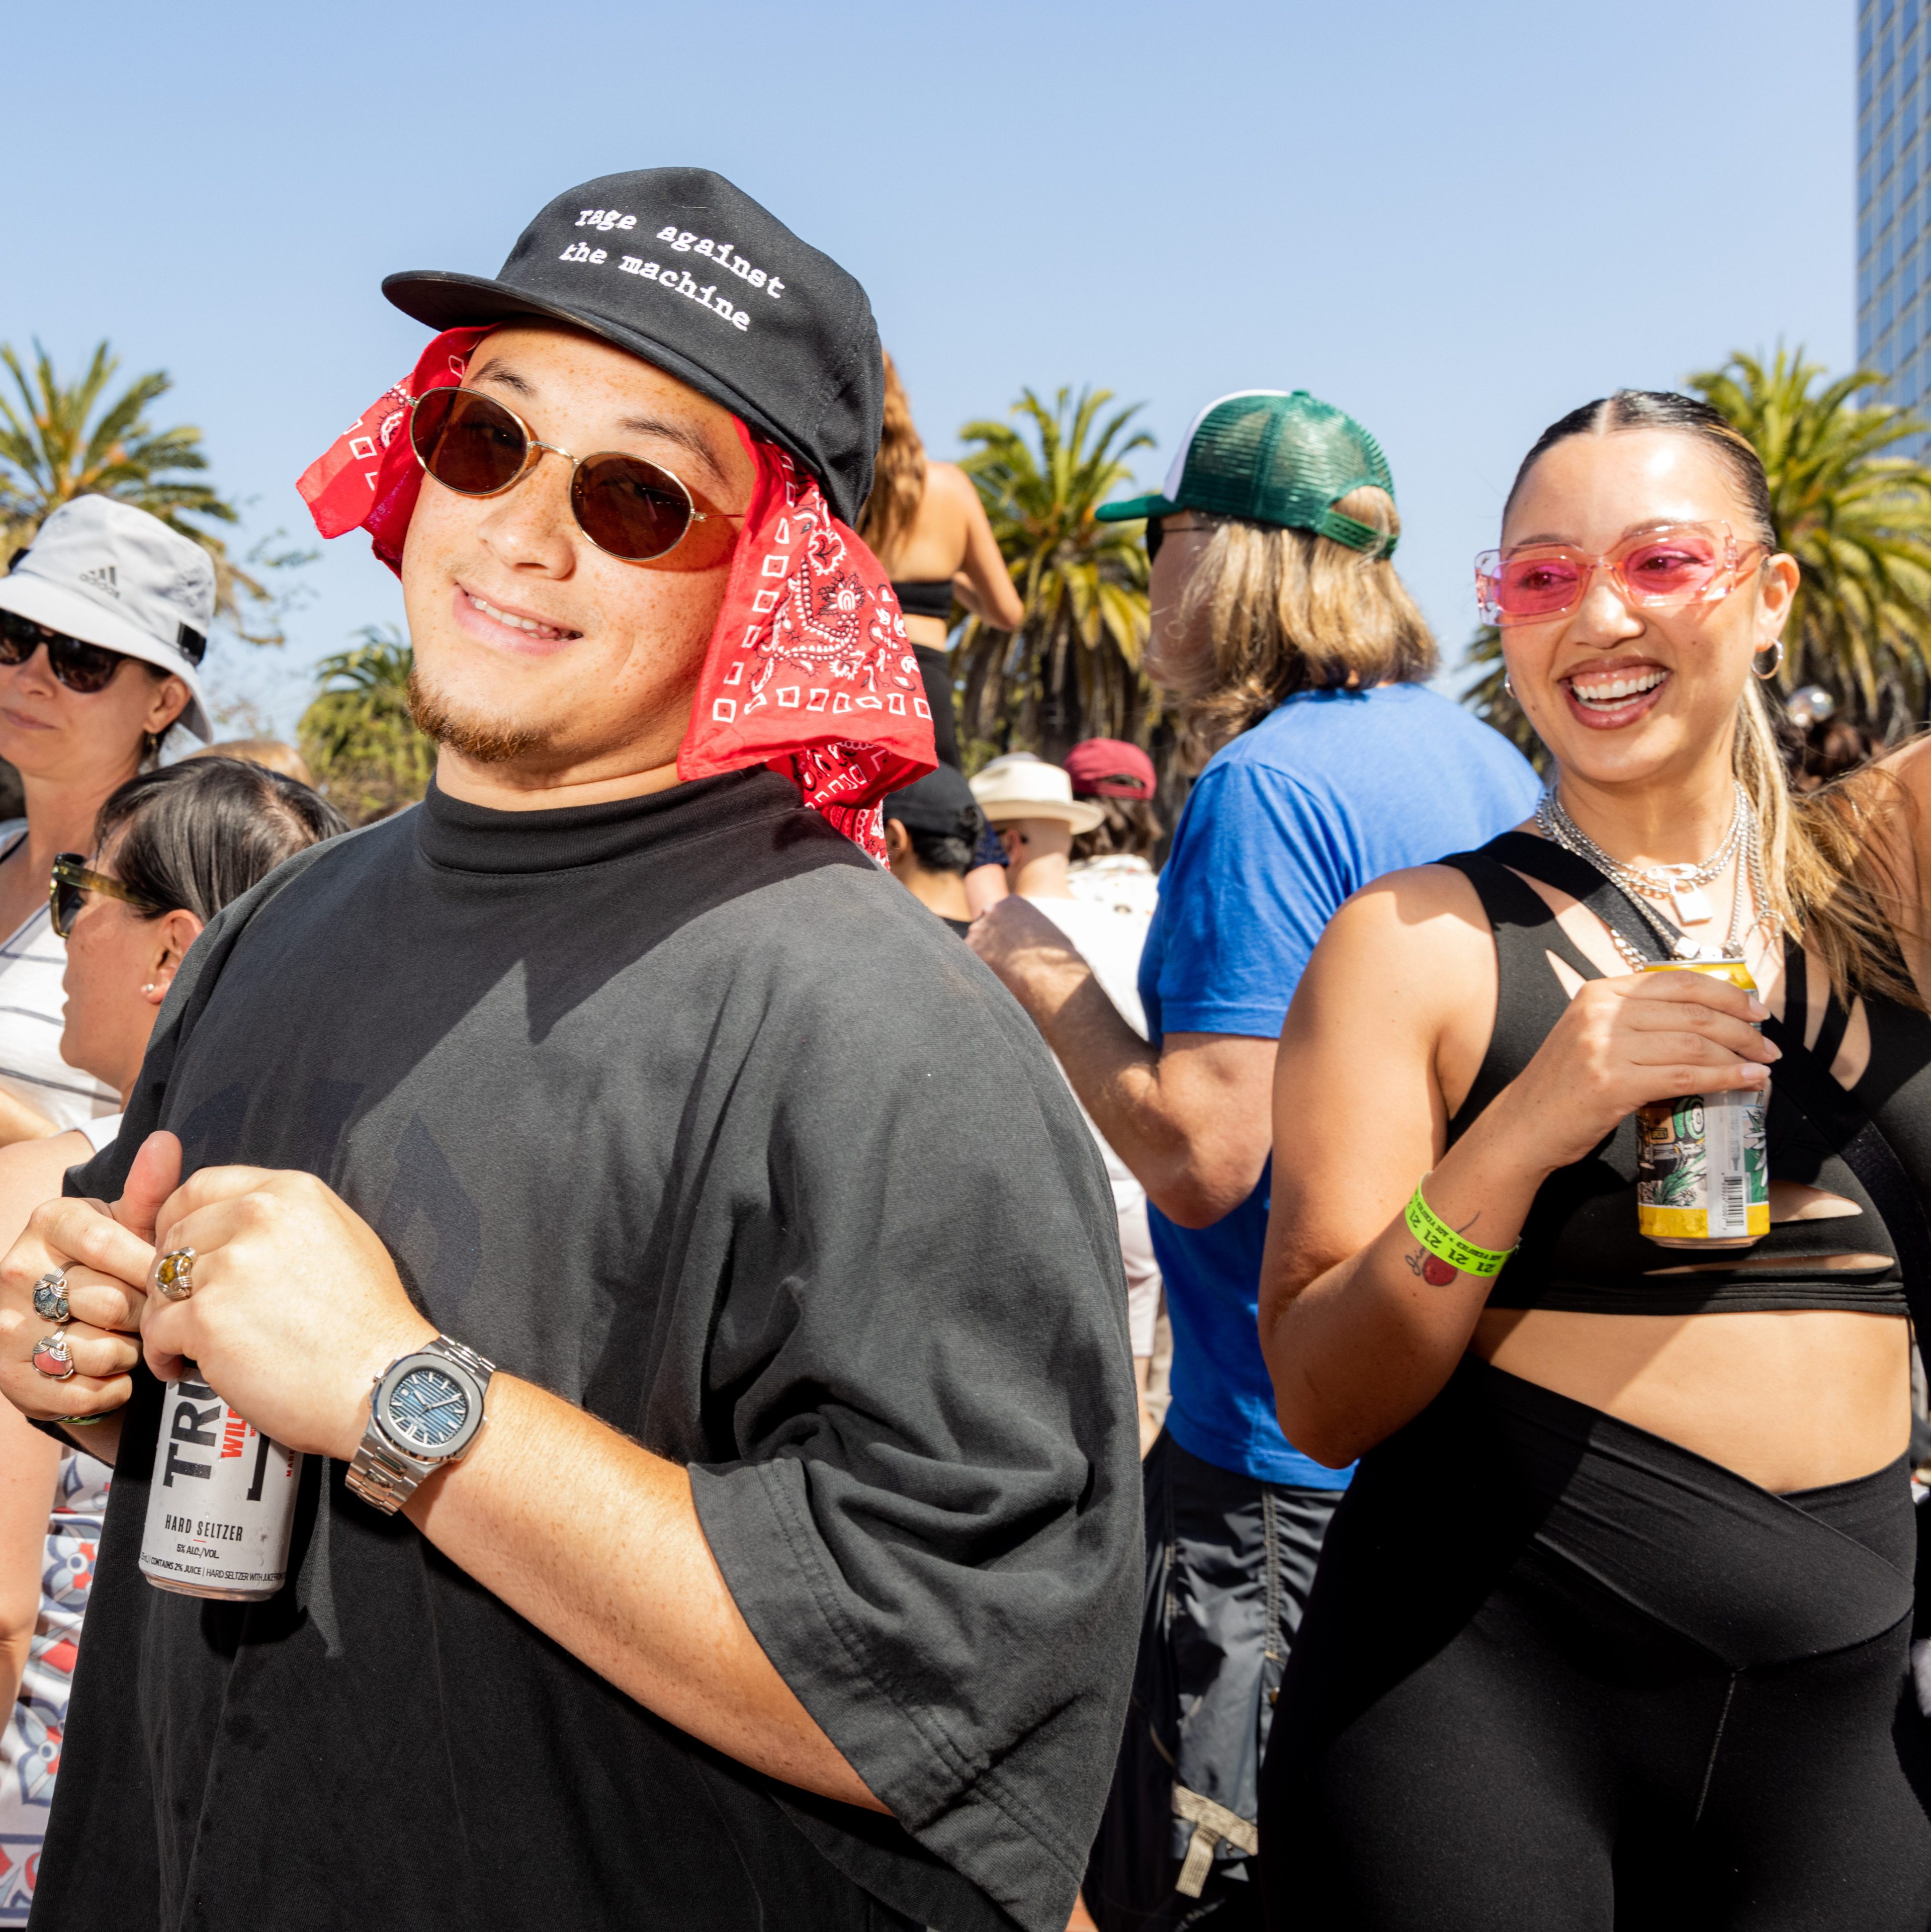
1476,521,1764,628
409,387,732,562
48,854,164,940
0,610,131,694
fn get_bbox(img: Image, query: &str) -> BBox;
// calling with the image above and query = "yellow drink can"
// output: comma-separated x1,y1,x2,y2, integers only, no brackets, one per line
1635,960,1770,1249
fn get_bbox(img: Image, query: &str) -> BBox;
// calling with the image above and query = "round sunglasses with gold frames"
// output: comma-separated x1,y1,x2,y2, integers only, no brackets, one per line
49,854,165,939
409,387,740,563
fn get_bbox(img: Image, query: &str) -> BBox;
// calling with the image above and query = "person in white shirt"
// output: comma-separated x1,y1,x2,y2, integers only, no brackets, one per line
972,752,1164,1449
1065,739,1164,921
0,499,219,1140
0,752,343,1919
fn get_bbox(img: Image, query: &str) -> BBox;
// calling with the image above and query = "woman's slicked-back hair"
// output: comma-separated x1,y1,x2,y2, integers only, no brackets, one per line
94,755,348,923
1504,390,1777,552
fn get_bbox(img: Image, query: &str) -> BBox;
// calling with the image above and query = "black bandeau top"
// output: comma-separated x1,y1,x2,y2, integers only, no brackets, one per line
890,577,955,621
1441,833,1931,1318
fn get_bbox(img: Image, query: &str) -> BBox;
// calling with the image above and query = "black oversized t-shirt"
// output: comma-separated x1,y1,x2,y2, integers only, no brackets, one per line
34,771,1141,1932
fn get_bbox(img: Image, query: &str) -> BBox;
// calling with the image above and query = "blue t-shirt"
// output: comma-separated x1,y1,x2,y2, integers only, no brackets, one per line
1139,684,1543,1487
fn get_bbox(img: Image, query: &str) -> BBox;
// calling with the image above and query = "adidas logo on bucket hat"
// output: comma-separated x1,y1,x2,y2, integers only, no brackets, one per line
0,497,214,739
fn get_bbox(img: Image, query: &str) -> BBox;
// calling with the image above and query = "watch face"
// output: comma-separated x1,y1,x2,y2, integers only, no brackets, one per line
386,1367,471,1450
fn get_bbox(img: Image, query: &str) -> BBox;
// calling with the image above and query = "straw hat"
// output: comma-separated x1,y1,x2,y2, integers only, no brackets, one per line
969,753,1104,833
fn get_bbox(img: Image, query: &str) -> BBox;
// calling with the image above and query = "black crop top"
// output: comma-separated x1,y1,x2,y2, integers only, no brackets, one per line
1440,834,1931,1318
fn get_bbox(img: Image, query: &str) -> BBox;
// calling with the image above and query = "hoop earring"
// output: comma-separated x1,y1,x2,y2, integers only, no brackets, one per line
1503,670,1514,696
1752,638,1785,682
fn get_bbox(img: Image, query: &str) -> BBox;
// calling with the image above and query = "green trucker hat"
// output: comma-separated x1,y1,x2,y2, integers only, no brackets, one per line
1096,389,1396,555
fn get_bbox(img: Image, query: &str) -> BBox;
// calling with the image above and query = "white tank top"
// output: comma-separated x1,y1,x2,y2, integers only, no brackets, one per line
0,827,119,1133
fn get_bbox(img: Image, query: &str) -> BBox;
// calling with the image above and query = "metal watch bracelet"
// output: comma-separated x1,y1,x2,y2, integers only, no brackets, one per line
345,1335,496,1515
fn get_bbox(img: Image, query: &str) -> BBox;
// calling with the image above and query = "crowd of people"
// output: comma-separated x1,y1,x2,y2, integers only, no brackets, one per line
0,162,1926,1932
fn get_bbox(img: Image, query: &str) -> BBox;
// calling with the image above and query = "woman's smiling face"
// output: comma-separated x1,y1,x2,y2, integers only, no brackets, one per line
1499,428,1797,792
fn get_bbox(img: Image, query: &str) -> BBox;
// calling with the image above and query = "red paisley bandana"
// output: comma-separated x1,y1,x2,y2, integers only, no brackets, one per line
298,327,491,572
296,329,935,858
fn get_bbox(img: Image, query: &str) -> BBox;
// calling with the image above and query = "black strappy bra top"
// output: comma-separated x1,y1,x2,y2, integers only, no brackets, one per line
1441,833,1931,1318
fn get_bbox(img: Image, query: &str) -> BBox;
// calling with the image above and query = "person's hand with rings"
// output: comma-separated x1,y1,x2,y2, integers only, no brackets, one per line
135,1131,435,1460
0,1132,177,1425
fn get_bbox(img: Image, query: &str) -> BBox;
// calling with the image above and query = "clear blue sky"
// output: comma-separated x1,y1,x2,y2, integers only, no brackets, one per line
7,0,1851,737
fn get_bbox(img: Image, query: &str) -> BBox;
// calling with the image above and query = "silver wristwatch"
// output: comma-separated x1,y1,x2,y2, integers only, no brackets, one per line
345,1335,495,1515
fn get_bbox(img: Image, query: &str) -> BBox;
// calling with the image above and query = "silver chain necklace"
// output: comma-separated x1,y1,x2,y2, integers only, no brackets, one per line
1535,784,1772,967
1541,783,1748,928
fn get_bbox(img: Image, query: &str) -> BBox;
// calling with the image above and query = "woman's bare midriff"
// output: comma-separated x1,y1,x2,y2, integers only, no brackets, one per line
1471,1304,1912,1493
900,611,950,651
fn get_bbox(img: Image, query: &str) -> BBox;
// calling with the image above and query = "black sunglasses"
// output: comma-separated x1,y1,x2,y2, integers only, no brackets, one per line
0,610,131,695
48,854,164,939
410,387,738,563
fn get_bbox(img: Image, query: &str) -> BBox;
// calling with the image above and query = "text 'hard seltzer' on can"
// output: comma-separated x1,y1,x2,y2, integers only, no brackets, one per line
139,1363,302,1601
1635,959,1770,1250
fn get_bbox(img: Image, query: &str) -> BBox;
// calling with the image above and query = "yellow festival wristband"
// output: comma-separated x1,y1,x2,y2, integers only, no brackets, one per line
1404,1180,1515,1280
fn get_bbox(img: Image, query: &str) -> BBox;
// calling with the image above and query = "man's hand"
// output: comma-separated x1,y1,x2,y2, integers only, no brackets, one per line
133,1153,882,1811
140,1151,434,1460
969,897,1277,1227
0,1132,180,1424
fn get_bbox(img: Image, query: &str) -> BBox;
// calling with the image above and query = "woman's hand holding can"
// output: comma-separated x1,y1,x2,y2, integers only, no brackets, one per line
1492,967,1780,1181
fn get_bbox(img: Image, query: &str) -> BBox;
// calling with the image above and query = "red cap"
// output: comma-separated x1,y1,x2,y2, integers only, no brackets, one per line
1065,738,1155,800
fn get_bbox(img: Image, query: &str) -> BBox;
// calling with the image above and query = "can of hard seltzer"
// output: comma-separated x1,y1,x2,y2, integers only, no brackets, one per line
138,1364,302,1601
1635,959,1770,1249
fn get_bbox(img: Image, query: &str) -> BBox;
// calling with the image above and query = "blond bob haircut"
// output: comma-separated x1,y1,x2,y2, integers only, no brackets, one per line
1154,486,1436,768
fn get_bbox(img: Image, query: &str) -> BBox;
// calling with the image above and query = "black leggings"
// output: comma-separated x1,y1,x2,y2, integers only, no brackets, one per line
1259,1360,1931,1930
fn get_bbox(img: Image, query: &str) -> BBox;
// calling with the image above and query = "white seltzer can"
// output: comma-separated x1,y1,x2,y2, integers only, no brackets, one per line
138,1363,302,1601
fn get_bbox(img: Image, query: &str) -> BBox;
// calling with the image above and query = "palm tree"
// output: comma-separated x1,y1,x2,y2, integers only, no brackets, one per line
1463,348,1931,754
298,628,435,824
953,386,1155,766
0,340,299,644
1690,349,1931,733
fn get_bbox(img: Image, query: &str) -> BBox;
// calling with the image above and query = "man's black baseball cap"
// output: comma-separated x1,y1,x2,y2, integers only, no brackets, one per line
383,168,884,525
882,765,984,841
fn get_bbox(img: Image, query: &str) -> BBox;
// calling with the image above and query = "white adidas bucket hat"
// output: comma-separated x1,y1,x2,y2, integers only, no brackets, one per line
0,498,214,740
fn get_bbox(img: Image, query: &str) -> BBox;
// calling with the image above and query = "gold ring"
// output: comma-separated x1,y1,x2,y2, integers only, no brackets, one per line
153,1247,196,1302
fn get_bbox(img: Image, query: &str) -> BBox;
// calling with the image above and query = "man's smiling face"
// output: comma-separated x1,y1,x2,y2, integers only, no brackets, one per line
400,322,757,793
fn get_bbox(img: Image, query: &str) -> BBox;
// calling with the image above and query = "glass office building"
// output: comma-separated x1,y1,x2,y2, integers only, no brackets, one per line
1861,0,1931,447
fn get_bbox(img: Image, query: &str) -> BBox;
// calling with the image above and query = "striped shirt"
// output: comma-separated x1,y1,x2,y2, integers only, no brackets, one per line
0,828,118,1133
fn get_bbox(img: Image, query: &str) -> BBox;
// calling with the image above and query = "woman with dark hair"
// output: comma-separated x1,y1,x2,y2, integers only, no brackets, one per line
1256,391,1931,1927
0,500,215,1142
0,754,342,1918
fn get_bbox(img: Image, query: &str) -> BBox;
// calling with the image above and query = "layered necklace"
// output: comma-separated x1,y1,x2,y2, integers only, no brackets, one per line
1536,781,1773,968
